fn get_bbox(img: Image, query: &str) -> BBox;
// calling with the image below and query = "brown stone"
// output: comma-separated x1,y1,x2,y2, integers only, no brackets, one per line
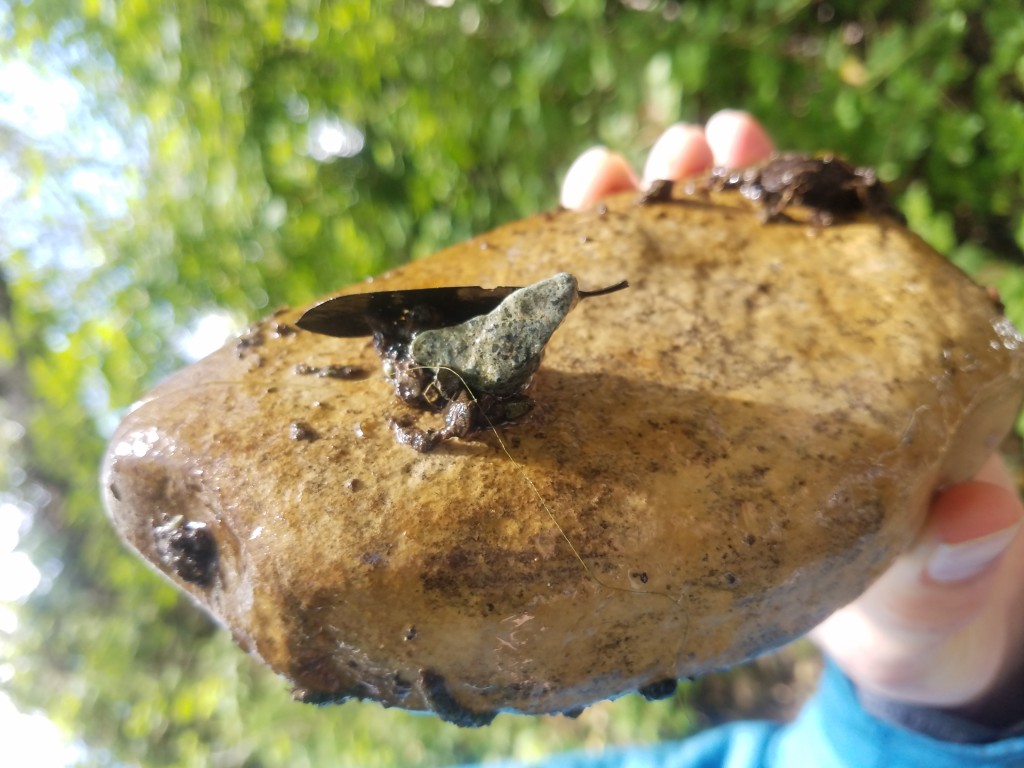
102,186,1024,721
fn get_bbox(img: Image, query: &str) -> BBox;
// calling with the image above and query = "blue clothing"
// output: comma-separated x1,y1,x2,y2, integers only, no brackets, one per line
477,662,1024,767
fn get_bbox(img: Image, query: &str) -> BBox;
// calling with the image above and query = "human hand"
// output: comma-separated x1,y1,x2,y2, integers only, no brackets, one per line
560,113,1024,726
813,454,1024,727
559,110,773,209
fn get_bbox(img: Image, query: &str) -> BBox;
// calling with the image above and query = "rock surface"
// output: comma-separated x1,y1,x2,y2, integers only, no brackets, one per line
102,186,1024,723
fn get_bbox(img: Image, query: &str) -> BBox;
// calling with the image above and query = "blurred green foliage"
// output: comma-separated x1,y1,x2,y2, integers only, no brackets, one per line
2,0,1024,765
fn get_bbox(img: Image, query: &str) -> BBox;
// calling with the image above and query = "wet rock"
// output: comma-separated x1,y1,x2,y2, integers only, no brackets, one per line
102,186,1024,719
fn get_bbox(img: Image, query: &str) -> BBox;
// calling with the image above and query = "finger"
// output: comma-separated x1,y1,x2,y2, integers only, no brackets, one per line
704,110,775,168
641,123,714,186
813,460,1024,706
560,146,639,210
927,479,1022,582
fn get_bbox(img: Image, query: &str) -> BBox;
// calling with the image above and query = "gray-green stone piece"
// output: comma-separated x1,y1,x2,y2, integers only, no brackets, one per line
409,272,581,396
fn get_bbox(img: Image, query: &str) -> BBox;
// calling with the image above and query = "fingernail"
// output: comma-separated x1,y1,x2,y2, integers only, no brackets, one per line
560,147,637,210
560,146,610,209
705,110,774,168
641,123,712,186
926,523,1021,583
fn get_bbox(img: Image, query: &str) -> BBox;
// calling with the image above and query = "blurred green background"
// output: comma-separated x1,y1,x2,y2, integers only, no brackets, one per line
2,0,1024,765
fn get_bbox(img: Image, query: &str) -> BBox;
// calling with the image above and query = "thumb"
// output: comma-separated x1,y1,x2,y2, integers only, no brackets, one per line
813,455,1024,708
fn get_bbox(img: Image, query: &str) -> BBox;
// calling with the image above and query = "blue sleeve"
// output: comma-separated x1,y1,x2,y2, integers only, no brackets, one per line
471,662,1024,768
770,661,1024,767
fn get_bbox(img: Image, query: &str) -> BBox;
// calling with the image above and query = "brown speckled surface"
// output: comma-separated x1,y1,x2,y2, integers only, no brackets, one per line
102,188,1024,722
